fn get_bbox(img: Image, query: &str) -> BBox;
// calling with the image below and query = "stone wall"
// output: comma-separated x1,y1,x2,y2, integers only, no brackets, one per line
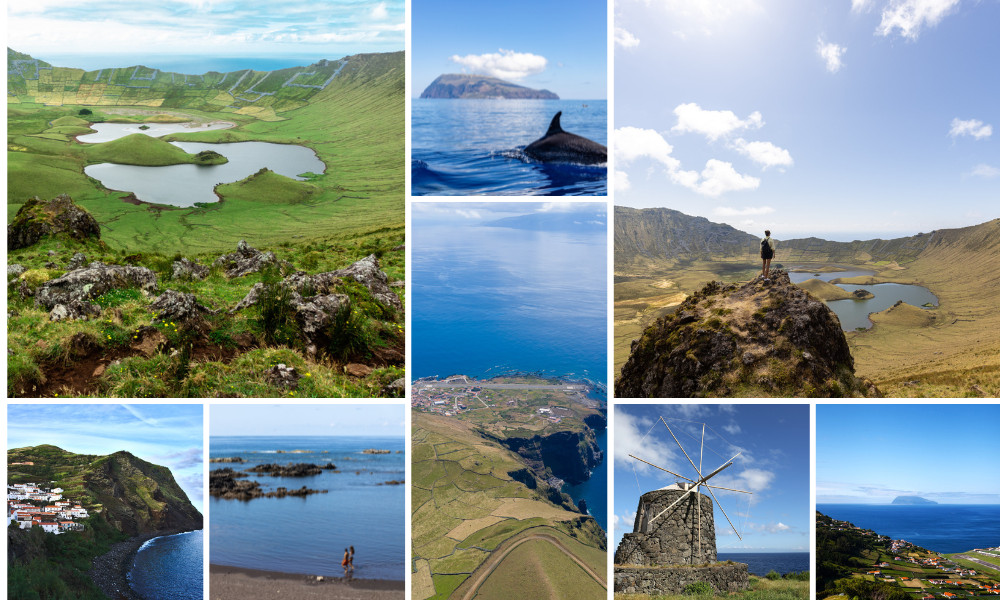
614,487,716,566
614,562,750,595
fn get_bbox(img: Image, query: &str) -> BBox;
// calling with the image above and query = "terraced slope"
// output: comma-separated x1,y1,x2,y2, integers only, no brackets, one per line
411,409,606,600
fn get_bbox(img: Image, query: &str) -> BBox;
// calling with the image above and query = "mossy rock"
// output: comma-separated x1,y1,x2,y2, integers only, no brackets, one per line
8,194,101,251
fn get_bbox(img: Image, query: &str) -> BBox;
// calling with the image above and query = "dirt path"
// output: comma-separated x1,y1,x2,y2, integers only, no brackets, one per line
458,532,605,600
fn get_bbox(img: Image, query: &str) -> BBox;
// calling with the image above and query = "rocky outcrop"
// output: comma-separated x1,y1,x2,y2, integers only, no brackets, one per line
66,252,88,271
616,270,881,398
148,289,216,323
49,299,102,321
209,457,246,463
8,194,101,251
213,240,283,278
244,463,337,477
35,262,157,310
8,264,26,278
420,74,558,99
171,257,209,280
265,363,300,389
210,468,329,500
853,288,874,299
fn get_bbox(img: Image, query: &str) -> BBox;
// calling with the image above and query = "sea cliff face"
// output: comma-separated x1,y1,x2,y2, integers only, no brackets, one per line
499,427,603,486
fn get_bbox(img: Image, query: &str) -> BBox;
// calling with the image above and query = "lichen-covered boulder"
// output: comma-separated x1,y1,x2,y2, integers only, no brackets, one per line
149,290,216,323
212,240,282,278
66,252,88,271
49,300,102,322
171,258,209,281
35,261,157,310
8,195,101,251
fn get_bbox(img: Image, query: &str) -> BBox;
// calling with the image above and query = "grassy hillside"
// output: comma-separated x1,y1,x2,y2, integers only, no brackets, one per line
7,50,404,255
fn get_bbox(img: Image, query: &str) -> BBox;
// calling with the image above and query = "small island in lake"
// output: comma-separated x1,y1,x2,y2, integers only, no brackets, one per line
420,73,559,99
892,495,938,505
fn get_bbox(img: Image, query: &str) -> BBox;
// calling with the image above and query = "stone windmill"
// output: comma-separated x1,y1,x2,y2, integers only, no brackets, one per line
615,417,752,567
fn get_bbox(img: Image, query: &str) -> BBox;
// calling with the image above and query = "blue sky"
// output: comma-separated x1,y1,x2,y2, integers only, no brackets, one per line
412,0,607,99
614,0,999,240
614,404,810,553
7,404,204,511
210,404,404,437
818,404,1000,504
8,0,404,70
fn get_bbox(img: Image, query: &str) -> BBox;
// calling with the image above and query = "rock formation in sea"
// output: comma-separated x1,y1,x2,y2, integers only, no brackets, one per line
420,74,558,99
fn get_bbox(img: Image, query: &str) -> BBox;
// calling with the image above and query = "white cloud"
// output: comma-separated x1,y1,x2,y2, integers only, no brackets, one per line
615,511,637,533
615,170,632,191
634,0,763,37
449,48,547,81
816,37,846,73
685,159,760,197
370,2,388,19
615,26,640,48
969,164,1000,178
949,117,992,140
876,0,961,39
615,126,683,171
852,0,873,11
722,423,742,435
713,206,775,217
615,411,676,473
749,521,792,533
730,138,794,169
672,103,763,141
736,467,776,492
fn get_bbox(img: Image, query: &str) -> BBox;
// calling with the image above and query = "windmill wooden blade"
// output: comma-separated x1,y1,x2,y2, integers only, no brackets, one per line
628,454,695,483
703,483,743,541
650,486,695,523
660,417,703,478
704,484,753,494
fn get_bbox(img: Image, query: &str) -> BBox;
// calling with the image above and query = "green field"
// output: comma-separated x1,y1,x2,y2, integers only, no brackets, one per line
411,396,607,600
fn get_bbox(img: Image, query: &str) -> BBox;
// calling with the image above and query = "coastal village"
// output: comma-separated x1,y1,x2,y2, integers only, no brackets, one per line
822,515,1000,598
6,482,90,534
411,375,596,424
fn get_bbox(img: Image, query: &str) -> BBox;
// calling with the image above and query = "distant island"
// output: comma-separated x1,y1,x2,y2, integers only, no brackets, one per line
420,73,559,99
892,495,939,505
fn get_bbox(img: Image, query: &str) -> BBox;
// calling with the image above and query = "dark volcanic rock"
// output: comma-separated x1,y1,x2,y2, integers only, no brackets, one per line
501,429,603,486
265,363,301,390
616,270,881,398
213,239,283,278
66,252,88,271
35,261,157,310
49,299,102,322
172,257,209,280
211,467,329,500
420,74,558,99
244,463,335,477
8,194,101,251
148,289,216,324
209,457,246,463
853,288,874,299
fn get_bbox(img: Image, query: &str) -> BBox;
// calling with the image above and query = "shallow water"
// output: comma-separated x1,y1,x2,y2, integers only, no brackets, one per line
789,268,938,330
209,436,405,581
84,140,325,207
411,99,607,196
77,121,232,143
129,530,203,600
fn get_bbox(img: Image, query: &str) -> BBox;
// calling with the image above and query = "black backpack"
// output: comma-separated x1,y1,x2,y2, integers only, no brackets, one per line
761,238,773,258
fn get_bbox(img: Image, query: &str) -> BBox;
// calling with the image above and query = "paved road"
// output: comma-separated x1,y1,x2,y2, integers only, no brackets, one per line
458,532,605,600
415,382,587,391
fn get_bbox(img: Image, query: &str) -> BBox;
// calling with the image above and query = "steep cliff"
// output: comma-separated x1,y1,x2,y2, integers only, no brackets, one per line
616,271,881,397
7,445,202,536
499,427,603,485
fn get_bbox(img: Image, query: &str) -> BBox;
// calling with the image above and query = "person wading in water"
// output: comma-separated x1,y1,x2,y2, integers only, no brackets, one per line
760,230,775,281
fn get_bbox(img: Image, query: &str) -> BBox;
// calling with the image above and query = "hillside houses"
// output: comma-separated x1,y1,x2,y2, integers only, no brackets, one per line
7,483,88,534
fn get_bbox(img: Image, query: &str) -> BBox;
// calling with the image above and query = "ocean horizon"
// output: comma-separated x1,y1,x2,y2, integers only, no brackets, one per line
818,503,1000,553
210,435,405,581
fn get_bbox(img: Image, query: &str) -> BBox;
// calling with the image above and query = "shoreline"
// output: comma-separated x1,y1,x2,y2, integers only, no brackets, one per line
210,563,404,600
89,528,200,600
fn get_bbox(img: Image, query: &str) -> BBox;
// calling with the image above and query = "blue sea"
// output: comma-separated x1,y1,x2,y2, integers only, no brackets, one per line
411,99,607,196
817,504,1000,553
718,552,810,576
129,529,202,600
210,436,405,580
564,424,608,532
412,218,607,382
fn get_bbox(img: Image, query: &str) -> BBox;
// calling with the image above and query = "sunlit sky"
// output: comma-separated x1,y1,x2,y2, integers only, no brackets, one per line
614,404,810,552
7,404,204,511
7,0,404,70
412,0,607,99
210,404,404,437
818,404,1000,504
614,0,999,240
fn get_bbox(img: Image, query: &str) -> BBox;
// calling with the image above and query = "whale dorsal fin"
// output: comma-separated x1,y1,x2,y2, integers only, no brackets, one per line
545,111,564,136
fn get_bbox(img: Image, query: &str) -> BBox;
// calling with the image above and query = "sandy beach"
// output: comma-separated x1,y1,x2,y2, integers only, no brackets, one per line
209,564,405,600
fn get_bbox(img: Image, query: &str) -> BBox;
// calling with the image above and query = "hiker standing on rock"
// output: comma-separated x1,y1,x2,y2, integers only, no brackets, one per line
760,230,776,281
